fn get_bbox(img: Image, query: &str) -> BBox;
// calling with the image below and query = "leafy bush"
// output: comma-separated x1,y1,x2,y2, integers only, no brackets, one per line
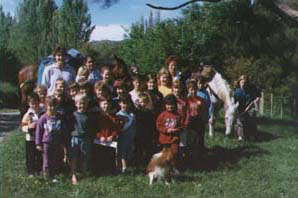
0,81,19,108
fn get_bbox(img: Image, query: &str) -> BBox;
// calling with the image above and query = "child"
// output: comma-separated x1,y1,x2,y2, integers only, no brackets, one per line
94,96,121,173
157,67,172,97
156,94,183,162
79,80,97,111
129,75,144,106
21,93,44,177
34,85,47,109
76,66,89,83
196,76,211,120
69,82,79,101
185,80,207,160
55,78,66,93
116,93,136,173
94,80,112,100
130,65,140,76
112,80,127,113
134,93,155,166
146,74,164,115
101,66,113,93
69,94,97,184
36,96,66,181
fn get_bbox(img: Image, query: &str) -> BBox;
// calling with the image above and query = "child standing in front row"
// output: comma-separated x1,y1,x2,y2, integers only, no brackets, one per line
156,94,183,161
21,93,44,177
36,96,66,182
69,94,97,184
116,93,136,174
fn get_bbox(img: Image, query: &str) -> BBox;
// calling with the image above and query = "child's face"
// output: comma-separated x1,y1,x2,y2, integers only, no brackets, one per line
86,57,94,70
138,99,147,109
188,87,197,97
119,101,129,112
165,103,175,112
29,100,40,112
70,88,78,98
94,89,102,99
160,74,168,86
147,79,156,90
35,89,46,101
99,100,109,112
55,83,65,92
116,87,124,96
168,61,177,75
76,100,88,112
102,70,110,82
80,87,89,95
172,87,181,97
133,79,141,90
47,103,57,115
54,92,63,103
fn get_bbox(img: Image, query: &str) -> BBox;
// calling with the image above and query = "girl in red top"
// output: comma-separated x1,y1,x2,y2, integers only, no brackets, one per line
156,94,183,159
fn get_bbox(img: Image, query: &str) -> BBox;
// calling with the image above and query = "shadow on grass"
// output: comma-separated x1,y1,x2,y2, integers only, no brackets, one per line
191,145,269,172
256,116,298,127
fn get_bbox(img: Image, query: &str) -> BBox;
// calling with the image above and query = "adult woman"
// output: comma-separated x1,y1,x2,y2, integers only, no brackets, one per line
234,75,261,141
41,47,75,96
165,55,181,82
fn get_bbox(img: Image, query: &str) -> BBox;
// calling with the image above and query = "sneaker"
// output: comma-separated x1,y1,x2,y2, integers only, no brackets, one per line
52,178,58,183
28,174,34,178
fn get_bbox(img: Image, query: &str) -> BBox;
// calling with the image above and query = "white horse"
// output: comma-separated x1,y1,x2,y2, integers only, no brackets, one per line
207,71,238,137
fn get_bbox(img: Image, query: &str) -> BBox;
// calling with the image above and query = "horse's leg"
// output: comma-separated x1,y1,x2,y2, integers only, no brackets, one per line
208,103,215,137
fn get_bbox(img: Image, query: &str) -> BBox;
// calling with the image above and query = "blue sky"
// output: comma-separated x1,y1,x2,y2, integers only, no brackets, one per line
0,0,182,41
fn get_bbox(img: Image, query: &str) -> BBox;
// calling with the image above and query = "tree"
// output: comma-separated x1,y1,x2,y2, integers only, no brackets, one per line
9,0,57,64
56,0,95,49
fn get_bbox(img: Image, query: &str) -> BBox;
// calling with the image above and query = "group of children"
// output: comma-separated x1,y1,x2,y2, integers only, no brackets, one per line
21,55,210,184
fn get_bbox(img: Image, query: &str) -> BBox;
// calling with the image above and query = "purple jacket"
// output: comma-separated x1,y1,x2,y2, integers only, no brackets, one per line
35,113,66,145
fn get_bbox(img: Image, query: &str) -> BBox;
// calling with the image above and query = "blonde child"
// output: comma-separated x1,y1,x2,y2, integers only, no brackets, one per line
157,67,172,97
34,85,47,109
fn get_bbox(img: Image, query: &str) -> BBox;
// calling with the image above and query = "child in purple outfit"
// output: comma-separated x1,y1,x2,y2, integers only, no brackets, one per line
36,96,66,181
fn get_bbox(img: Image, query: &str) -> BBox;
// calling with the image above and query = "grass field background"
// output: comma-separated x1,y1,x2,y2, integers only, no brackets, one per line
0,117,297,198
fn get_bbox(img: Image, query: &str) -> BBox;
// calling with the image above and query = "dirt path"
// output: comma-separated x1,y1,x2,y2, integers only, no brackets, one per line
0,112,21,142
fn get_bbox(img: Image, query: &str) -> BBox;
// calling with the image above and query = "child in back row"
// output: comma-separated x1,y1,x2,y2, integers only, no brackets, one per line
21,93,44,177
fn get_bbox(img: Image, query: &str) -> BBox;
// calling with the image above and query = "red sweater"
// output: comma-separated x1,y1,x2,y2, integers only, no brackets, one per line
185,96,207,126
96,112,121,139
176,97,187,127
156,110,183,144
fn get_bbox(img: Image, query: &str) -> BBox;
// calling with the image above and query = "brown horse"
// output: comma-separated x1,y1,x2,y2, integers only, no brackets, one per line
18,64,39,117
110,55,132,90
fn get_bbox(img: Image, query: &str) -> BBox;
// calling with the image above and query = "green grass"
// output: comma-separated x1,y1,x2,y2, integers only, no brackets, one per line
0,118,297,198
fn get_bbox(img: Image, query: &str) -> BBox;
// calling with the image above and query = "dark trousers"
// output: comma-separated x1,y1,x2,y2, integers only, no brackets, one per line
26,141,42,174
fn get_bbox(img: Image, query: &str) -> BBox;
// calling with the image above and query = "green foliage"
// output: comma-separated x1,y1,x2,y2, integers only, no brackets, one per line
56,0,95,49
119,0,298,95
0,82,19,108
9,0,57,64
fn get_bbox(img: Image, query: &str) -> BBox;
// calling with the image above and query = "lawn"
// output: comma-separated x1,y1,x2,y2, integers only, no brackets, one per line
0,117,297,198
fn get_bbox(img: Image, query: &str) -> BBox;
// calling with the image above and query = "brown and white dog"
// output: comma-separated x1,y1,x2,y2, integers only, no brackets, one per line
146,147,179,185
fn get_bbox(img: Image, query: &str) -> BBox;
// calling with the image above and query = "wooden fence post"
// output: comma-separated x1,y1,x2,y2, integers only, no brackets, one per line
270,93,273,118
259,92,264,116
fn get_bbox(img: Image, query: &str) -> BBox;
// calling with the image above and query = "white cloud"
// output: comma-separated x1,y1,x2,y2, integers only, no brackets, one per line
90,24,129,41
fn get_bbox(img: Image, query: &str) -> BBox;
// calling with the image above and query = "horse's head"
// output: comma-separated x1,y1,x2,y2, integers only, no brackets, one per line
111,54,130,80
224,100,239,135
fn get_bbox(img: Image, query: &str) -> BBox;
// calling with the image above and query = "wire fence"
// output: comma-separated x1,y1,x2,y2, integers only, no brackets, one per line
259,92,298,119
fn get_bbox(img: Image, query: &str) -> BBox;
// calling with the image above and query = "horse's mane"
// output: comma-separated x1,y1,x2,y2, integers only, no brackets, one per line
208,71,234,107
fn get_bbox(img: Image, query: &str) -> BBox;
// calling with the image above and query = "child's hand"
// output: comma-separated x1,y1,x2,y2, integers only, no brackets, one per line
167,128,174,133
36,145,42,151
100,137,106,142
107,136,113,142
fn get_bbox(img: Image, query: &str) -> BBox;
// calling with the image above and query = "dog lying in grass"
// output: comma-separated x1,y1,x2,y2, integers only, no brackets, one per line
146,147,179,185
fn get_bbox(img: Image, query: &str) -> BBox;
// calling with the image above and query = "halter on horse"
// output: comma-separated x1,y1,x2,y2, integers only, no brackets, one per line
203,68,238,137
